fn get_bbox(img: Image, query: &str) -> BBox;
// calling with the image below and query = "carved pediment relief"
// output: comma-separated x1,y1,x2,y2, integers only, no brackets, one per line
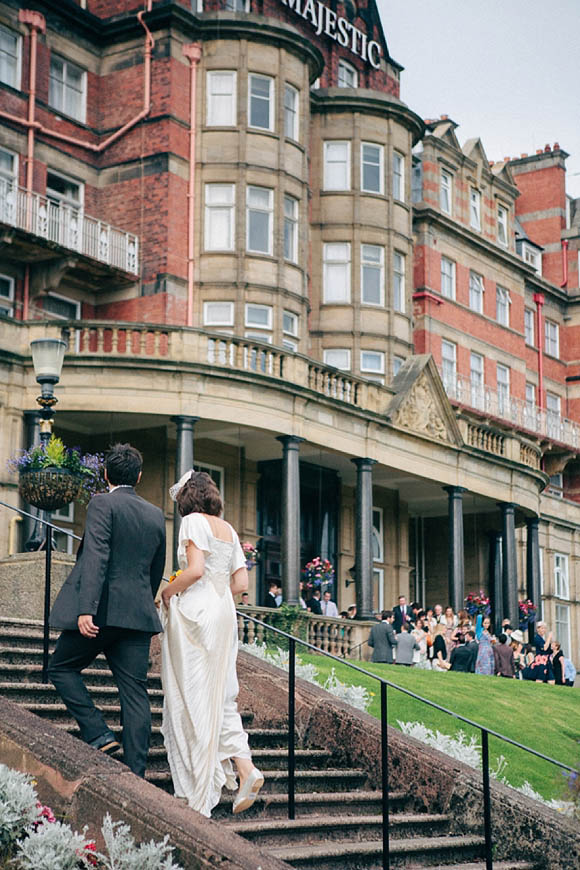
387,355,462,446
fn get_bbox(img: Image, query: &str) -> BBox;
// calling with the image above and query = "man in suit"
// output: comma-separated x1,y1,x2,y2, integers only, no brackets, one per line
450,633,477,672
49,444,165,778
395,623,420,665
320,590,339,617
368,611,397,663
464,629,479,671
263,581,279,607
392,595,411,633
306,588,322,615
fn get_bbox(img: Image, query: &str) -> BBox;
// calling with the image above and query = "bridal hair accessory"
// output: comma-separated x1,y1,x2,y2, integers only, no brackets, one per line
169,469,194,501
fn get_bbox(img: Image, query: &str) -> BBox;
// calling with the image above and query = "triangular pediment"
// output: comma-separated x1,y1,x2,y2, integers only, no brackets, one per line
428,119,462,153
463,137,489,168
386,355,463,446
491,160,516,186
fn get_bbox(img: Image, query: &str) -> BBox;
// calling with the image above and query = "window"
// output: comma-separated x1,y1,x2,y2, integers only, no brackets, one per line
0,23,20,89
46,170,83,250
440,170,452,214
323,242,350,303
372,507,383,562
194,462,225,500
411,160,423,203
524,382,537,428
283,310,298,337
245,332,272,343
337,59,357,88
248,74,273,131
0,147,17,223
323,348,351,370
470,352,484,409
361,244,384,306
440,257,456,300
284,83,298,140
441,340,456,391
245,303,272,329
555,604,571,656
496,364,510,415
546,391,562,440
545,319,559,357
554,553,569,599
392,355,404,377
203,301,234,327
246,186,273,254
0,274,14,317
522,242,541,274
206,71,236,126
548,473,564,499
361,143,383,194
496,285,510,326
323,141,350,190
470,188,481,230
360,350,385,383
392,152,404,201
49,56,86,123
525,382,535,407
204,184,235,251
393,252,405,313
42,293,80,321
469,271,484,313
283,195,298,262
524,308,535,346
224,0,248,10
497,205,508,246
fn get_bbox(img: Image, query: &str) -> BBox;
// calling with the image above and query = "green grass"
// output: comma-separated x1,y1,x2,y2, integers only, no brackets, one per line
298,652,579,802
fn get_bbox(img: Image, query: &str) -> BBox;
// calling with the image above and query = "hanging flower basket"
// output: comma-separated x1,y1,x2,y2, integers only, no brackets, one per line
18,467,83,512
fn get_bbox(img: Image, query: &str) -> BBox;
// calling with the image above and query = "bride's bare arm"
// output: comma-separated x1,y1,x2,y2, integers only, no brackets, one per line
231,566,249,596
161,541,205,606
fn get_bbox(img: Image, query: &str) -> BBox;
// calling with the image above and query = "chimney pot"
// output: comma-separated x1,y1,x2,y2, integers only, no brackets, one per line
536,149,543,155
441,114,448,120
544,144,551,152
554,142,560,150
520,153,528,158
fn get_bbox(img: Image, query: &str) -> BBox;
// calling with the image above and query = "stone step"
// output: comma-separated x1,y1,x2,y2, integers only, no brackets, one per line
0,663,163,689
269,834,485,869
212,791,409,821
0,646,109,668
0,681,165,706
148,767,368,795
409,863,538,870
55,721,268,750
226,812,452,845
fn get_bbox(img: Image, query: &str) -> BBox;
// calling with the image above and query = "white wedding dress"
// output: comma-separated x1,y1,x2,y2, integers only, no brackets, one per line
160,513,251,817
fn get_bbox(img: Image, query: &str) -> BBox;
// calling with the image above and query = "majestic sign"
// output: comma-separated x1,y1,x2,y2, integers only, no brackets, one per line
280,0,382,69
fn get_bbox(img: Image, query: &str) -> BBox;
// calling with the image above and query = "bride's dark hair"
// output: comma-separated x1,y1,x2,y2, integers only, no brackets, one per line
177,471,223,518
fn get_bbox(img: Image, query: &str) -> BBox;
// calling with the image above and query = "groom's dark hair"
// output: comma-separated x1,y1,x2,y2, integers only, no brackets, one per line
105,443,143,486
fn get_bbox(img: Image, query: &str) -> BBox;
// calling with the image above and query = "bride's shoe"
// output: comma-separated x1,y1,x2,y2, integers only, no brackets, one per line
232,767,264,814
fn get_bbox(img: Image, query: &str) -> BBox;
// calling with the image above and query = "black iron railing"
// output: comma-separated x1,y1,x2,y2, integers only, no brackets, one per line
0,500,575,870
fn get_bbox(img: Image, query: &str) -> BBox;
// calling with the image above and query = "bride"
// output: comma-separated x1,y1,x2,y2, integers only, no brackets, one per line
160,470,263,817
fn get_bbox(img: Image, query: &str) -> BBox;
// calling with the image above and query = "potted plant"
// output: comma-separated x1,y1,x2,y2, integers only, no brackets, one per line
8,436,105,512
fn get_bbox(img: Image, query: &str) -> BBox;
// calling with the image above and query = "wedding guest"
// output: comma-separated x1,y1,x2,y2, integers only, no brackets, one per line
431,624,450,671
465,630,479,671
241,592,250,606
275,584,283,606
493,633,515,677
475,616,494,675
412,618,430,669
563,656,576,686
552,642,565,686
368,610,397,664
533,621,555,684
449,634,476,672
394,623,419,666
263,581,279,608
298,581,307,610
320,590,339,617
306,588,322,615
433,603,444,624
393,595,411,632
347,604,357,619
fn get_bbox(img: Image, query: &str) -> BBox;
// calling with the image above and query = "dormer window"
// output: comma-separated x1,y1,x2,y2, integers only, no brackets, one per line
497,205,508,246
522,242,542,275
470,188,481,230
337,60,357,88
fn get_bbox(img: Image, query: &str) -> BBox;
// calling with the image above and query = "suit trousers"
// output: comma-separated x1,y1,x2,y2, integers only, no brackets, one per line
48,627,152,778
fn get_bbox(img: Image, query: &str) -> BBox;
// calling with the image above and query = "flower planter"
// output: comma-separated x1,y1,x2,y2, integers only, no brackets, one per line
19,467,82,512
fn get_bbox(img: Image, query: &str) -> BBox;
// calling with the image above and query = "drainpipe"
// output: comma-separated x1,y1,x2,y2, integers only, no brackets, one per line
183,43,202,328
560,239,569,288
534,292,545,409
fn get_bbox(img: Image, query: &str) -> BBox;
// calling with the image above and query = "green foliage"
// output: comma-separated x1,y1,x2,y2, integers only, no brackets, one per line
14,821,93,870
267,604,309,650
44,437,66,468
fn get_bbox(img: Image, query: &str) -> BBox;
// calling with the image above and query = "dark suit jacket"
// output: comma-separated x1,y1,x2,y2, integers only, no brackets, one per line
50,487,165,633
306,597,322,615
392,604,411,633
368,621,397,663
450,644,476,672
263,592,279,608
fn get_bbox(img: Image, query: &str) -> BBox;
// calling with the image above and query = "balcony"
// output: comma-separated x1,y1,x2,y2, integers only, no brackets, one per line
0,180,139,276
441,370,580,450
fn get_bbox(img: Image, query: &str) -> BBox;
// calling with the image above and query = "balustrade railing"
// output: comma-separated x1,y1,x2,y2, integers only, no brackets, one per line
0,180,139,274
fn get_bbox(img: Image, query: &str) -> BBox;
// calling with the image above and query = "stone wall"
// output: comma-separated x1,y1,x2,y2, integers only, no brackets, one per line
0,552,74,622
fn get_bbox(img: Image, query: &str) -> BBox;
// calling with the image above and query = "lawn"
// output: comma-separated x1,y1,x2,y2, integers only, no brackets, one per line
297,652,578,802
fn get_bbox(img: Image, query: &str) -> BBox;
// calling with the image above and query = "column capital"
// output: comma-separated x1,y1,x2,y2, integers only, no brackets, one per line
171,415,200,427
351,457,377,469
443,485,466,496
497,501,516,512
276,435,305,449
526,516,540,529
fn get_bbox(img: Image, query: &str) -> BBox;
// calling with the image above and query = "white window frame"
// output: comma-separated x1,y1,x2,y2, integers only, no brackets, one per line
245,331,272,343
48,55,87,124
53,502,74,523
0,273,15,317
524,382,537,429
497,205,508,246
282,338,298,352
360,243,384,306
203,301,234,327
522,242,541,274
470,351,484,409
548,473,564,499
440,256,456,300
206,70,237,126
470,188,481,230
360,350,385,381
393,251,405,313
245,303,272,330
283,194,298,263
323,348,351,371
361,142,384,194
246,185,273,255
43,292,81,321
441,340,457,392
282,310,298,337
392,152,404,202
323,141,350,191
554,553,569,599
525,382,536,407
372,506,384,562
392,355,404,377
283,83,299,140
469,270,484,313
496,363,510,415
204,183,235,252
194,461,225,501
0,22,21,90
496,285,510,326
524,308,535,346
555,603,571,656
337,59,357,88
224,0,249,10
440,170,452,215
545,319,559,358
248,73,274,132
323,242,351,303
546,391,562,440
374,567,385,612
46,169,84,208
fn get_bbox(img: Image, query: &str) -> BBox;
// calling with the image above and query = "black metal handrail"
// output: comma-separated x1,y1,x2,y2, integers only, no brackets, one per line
236,610,575,870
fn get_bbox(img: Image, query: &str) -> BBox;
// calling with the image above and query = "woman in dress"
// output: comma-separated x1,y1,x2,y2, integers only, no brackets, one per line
532,621,555,684
474,616,494,675
431,624,450,671
160,471,263,817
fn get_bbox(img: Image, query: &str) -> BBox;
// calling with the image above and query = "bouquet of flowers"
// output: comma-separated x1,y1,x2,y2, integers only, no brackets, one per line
464,590,491,618
518,598,537,630
242,541,259,570
7,436,105,504
168,570,182,584
302,556,335,591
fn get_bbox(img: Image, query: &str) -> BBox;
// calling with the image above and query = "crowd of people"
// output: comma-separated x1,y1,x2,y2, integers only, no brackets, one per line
367,595,576,684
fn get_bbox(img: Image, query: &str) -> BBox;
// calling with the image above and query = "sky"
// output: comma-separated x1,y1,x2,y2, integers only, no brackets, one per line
378,0,580,198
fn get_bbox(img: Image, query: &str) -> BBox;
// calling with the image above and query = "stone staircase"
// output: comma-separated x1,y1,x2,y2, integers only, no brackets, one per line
0,618,538,870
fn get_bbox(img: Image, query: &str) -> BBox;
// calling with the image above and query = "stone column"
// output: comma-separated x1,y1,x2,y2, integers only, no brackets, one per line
500,502,517,629
352,458,377,620
443,486,465,616
526,517,541,640
171,416,198,569
489,531,503,635
277,435,304,606
22,410,42,551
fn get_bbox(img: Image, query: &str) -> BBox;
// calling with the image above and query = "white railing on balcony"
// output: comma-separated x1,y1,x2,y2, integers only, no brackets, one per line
441,370,580,449
0,179,139,274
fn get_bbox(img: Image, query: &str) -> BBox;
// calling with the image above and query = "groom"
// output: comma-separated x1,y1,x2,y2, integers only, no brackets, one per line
49,443,165,777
